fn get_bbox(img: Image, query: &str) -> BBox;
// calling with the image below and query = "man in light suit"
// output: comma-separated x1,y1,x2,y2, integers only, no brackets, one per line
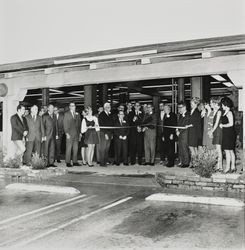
142,104,157,166
24,105,44,165
54,106,64,163
98,102,114,167
10,104,28,161
42,104,58,167
63,102,81,167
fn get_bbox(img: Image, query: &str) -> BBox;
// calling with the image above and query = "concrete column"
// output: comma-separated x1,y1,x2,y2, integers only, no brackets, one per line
42,88,49,106
177,78,185,102
98,84,108,106
191,76,210,100
84,85,97,111
153,96,160,115
1,88,27,158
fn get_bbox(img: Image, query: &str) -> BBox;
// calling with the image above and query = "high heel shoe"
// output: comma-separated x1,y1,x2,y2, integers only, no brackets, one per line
230,169,237,173
223,169,230,174
88,164,94,167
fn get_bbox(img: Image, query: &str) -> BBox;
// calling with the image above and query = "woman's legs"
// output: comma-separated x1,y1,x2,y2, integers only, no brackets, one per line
230,150,236,170
189,146,198,157
215,144,223,170
224,150,231,173
90,144,95,164
87,144,95,165
81,147,87,164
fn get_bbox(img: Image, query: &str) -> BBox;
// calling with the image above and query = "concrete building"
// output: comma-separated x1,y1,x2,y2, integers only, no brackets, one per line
0,34,245,157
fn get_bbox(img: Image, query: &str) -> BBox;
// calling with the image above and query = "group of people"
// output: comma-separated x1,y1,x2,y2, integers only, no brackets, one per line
10,96,237,173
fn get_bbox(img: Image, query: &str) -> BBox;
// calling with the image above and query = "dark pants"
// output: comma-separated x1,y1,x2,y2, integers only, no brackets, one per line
165,136,175,165
44,137,55,165
65,137,78,164
129,132,143,164
55,133,64,161
179,135,190,165
25,139,41,164
158,136,167,161
99,131,111,166
115,138,128,165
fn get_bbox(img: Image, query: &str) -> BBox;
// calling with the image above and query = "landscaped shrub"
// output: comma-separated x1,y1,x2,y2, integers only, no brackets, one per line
31,152,48,169
190,148,218,178
3,154,22,169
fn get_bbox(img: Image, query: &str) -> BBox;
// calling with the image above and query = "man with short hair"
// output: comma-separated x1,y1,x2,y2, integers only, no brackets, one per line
54,106,64,163
142,104,157,165
63,102,81,167
176,102,190,168
162,104,177,167
10,104,28,161
114,111,129,165
42,104,58,167
24,105,44,165
98,102,114,167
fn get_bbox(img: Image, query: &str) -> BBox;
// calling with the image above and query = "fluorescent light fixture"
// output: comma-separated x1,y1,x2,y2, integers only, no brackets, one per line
141,58,151,64
50,89,64,94
211,75,226,81
54,50,157,65
69,91,84,97
223,82,234,87
89,63,97,70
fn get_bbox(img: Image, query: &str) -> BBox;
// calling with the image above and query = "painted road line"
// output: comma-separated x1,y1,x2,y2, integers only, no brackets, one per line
146,193,245,207
0,195,96,231
5,183,80,194
0,194,86,226
15,196,133,247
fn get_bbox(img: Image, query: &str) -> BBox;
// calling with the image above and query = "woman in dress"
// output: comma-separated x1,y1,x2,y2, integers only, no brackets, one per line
81,106,100,167
188,97,202,157
209,97,223,171
80,110,88,165
220,97,236,173
202,101,215,152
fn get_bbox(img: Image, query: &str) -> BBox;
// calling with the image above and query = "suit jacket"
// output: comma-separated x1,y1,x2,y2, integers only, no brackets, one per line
163,112,177,138
98,111,114,138
63,111,81,140
10,114,28,140
142,112,157,130
114,118,129,138
128,110,144,134
42,113,58,139
177,112,190,140
25,114,44,141
56,113,64,136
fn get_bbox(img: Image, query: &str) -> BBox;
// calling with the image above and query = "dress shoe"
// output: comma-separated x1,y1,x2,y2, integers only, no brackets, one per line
166,163,174,168
123,163,129,166
66,163,72,167
56,160,61,163
181,164,189,168
73,162,81,166
100,164,107,167
49,164,57,168
144,162,150,166
88,164,94,167
150,163,155,166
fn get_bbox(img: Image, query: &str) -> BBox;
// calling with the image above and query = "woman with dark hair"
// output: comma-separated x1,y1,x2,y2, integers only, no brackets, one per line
210,97,223,171
220,97,236,173
188,97,202,157
81,106,99,167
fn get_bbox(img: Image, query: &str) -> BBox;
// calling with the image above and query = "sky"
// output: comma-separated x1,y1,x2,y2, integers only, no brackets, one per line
0,0,245,64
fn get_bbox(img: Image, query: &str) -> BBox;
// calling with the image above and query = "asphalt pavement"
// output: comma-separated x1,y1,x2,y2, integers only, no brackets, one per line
0,173,244,250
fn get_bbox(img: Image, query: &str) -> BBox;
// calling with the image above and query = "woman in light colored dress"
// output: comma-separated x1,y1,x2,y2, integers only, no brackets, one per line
202,101,215,151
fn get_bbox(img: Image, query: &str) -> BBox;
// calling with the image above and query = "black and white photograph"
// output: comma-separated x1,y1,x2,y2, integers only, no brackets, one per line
0,0,244,249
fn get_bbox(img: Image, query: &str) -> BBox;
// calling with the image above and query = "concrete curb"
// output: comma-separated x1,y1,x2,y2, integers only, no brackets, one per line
5,183,80,194
146,193,244,207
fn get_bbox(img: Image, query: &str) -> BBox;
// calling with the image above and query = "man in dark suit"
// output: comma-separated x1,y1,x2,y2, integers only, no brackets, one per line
54,106,64,163
157,102,167,164
114,111,129,165
24,105,44,165
142,104,157,166
63,102,81,167
128,102,144,165
42,104,58,167
98,102,114,167
176,102,190,168
10,104,28,161
162,104,177,167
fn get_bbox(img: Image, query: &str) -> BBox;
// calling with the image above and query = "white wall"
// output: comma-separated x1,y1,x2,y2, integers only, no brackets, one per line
1,0,245,64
